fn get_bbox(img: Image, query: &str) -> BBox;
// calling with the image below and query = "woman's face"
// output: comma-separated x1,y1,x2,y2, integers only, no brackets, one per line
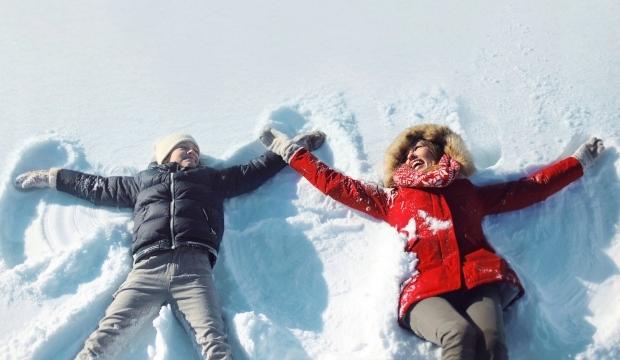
405,141,439,172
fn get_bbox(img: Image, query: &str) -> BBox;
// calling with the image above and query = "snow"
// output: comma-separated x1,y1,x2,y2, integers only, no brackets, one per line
418,211,452,234
1,0,619,359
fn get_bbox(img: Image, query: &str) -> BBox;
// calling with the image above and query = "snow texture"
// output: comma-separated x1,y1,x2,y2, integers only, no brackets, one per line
1,1,619,359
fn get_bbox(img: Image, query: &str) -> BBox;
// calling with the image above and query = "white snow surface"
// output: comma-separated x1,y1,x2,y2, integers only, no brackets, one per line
1,1,619,359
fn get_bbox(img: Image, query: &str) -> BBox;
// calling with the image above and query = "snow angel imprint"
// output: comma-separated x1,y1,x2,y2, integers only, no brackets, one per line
260,123,605,360
14,131,325,360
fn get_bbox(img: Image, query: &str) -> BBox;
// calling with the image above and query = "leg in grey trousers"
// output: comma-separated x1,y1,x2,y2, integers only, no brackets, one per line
407,284,508,360
76,248,232,360
168,248,232,359
461,286,507,360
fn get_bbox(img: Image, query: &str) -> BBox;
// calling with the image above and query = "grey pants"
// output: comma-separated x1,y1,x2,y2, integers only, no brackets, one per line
76,247,232,360
407,284,508,360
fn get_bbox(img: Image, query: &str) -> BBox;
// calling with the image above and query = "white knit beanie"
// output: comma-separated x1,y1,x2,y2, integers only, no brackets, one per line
154,133,199,164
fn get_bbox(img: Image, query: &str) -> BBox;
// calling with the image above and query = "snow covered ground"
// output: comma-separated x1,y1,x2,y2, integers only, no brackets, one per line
1,1,619,359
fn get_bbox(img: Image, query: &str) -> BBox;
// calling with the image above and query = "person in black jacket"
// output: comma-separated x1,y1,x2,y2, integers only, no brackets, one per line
15,131,325,360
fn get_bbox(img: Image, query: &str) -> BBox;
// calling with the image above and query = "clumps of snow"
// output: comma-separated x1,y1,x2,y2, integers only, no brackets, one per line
400,217,417,242
418,210,452,234
395,219,420,292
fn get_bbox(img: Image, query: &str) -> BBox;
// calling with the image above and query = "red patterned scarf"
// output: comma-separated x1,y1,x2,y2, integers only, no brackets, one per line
392,154,461,188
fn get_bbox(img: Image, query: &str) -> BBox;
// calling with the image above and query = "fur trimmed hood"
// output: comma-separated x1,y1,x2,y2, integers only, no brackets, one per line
383,124,476,187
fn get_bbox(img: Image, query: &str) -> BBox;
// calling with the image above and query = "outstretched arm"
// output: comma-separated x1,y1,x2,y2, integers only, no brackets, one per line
217,151,287,198
216,127,327,198
480,137,604,215
288,148,391,220
261,127,390,219
15,168,139,208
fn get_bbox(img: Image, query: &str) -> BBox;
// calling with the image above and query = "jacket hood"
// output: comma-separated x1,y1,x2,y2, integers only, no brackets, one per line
383,123,476,186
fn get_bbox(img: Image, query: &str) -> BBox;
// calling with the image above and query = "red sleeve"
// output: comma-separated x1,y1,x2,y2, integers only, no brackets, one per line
289,149,390,220
479,156,584,215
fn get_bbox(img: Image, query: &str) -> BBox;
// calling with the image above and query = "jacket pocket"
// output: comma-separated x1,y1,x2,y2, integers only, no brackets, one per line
462,252,505,288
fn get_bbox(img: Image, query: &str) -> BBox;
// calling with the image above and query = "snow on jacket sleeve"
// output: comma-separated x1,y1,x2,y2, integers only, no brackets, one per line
217,150,287,198
288,148,390,220
56,169,139,208
479,156,584,215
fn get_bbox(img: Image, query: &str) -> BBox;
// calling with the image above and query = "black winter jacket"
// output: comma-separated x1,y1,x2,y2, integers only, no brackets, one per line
56,151,286,265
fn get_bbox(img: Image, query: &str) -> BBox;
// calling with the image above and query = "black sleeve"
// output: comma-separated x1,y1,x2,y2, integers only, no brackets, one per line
217,151,287,198
56,169,139,208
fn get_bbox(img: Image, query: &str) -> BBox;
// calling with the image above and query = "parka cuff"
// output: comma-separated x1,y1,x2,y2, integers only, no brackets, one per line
48,168,61,189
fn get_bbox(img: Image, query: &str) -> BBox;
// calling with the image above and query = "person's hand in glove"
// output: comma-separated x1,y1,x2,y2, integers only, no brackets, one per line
573,137,605,169
14,168,59,191
260,127,326,162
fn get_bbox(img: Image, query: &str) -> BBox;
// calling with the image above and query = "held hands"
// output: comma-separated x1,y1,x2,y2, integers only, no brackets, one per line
260,127,326,162
14,169,58,191
573,137,605,169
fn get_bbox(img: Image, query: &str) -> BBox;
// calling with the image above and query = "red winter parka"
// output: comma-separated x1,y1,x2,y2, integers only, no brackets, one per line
288,126,584,328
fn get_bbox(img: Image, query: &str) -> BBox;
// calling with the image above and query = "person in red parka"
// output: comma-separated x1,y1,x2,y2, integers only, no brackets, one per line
260,123,605,360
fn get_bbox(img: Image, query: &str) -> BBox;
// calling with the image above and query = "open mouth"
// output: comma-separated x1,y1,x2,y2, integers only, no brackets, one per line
412,159,425,171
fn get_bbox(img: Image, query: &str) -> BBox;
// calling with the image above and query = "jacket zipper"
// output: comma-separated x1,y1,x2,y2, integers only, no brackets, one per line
170,172,176,249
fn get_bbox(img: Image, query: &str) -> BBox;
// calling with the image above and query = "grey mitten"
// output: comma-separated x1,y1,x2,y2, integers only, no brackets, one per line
573,137,605,169
260,128,299,162
292,130,326,152
260,127,326,162
14,168,59,191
